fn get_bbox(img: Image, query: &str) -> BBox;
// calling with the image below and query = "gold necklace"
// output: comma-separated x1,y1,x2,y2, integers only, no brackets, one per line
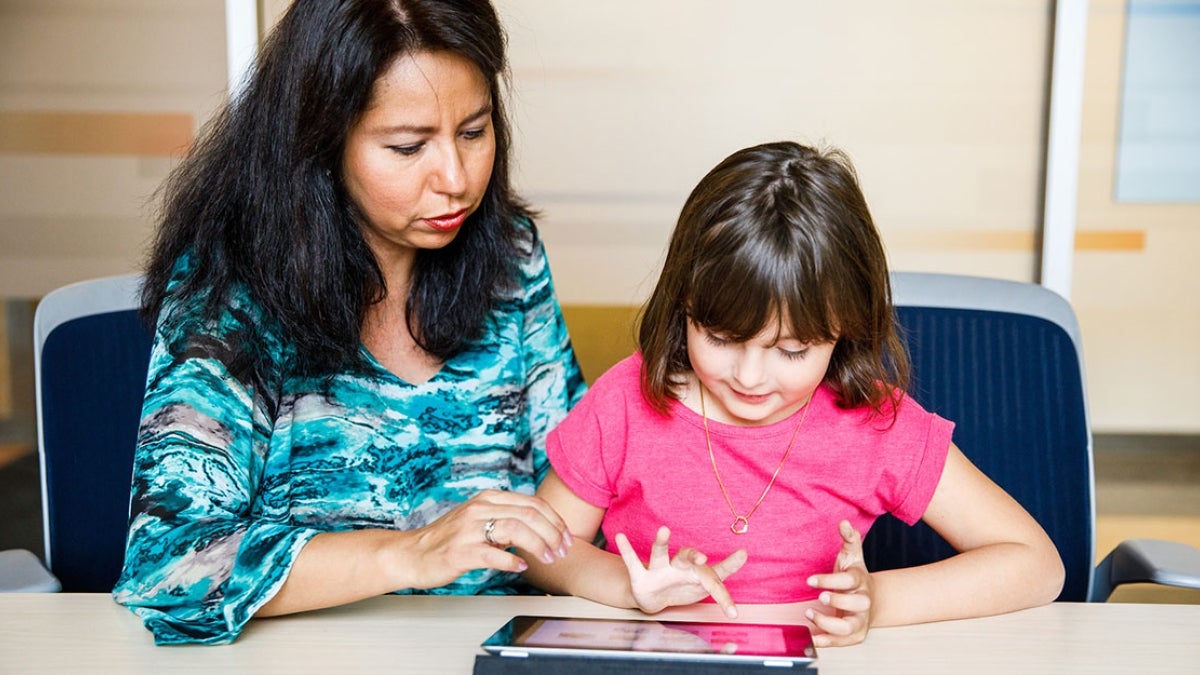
699,387,810,534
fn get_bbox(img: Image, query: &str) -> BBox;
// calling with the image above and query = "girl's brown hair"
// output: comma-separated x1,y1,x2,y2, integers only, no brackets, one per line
638,141,908,419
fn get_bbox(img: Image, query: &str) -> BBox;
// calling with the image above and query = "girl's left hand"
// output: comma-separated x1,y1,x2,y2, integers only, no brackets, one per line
805,520,874,647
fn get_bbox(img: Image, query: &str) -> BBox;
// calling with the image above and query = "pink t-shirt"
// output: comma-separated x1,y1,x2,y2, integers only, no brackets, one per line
546,353,953,603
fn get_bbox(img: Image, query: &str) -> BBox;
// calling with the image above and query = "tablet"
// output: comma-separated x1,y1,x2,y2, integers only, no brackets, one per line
481,615,816,668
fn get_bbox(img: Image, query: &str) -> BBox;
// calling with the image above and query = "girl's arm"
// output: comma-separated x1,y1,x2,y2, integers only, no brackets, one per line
808,443,1064,644
522,470,745,615
521,470,639,606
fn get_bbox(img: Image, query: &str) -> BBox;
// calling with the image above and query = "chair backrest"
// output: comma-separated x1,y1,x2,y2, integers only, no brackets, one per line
862,272,1095,602
34,274,152,592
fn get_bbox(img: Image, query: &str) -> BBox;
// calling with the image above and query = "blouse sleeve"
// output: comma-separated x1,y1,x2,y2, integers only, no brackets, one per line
516,233,587,482
111,288,320,645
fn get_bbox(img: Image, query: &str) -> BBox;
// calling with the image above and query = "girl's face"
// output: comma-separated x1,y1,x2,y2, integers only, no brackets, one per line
685,319,836,426
342,49,496,270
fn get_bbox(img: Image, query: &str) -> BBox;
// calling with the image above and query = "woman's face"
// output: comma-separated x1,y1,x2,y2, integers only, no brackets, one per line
342,50,496,269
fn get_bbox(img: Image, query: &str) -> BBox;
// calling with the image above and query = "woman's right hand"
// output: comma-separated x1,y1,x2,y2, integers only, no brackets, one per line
614,525,747,618
403,489,573,589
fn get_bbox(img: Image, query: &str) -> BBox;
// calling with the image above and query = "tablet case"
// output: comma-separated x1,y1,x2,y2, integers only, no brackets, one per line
473,653,817,674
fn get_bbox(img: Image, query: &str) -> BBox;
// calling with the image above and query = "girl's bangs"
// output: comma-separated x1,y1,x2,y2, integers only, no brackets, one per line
687,232,836,344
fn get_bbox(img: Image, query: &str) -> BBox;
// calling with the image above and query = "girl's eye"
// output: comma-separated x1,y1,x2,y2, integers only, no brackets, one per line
389,143,423,156
703,332,731,347
780,347,809,361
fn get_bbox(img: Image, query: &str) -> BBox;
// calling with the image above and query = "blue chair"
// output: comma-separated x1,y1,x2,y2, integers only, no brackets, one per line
863,272,1200,602
30,273,152,592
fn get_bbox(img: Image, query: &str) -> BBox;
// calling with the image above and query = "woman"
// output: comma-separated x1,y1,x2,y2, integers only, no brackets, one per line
113,0,584,645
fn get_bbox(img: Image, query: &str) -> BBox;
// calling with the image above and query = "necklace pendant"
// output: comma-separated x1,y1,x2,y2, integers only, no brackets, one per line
730,516,749,534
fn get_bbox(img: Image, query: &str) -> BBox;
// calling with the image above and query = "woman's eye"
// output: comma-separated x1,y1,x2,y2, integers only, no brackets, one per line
462,127,487,141
389,143,423,156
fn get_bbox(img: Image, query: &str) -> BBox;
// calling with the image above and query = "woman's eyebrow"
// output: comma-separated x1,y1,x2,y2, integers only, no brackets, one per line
370,103,493,136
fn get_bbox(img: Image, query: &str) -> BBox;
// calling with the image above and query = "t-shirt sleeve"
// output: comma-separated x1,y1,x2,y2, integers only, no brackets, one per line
545,361,635,509
111,285,320,645
516,232,587,484
885,394,955,525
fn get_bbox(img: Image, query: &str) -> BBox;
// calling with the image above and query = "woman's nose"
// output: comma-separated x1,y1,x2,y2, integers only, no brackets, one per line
431,145,467,195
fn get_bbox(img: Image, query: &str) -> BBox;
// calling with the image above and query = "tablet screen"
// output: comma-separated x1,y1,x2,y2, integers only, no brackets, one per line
482,615,815,666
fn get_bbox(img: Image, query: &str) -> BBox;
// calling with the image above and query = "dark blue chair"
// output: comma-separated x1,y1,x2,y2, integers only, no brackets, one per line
30,274,151,592
863,272,1200,602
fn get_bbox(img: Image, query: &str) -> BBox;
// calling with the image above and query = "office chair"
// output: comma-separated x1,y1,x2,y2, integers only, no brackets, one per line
862,272,1200,602
28,273,152,592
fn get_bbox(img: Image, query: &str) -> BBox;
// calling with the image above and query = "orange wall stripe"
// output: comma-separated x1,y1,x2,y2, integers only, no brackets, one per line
1074,230,1145,251
0,110,194,157
888,229,1144,252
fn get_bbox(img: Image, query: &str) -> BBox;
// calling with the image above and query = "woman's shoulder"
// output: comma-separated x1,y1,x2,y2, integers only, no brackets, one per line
156,255,288,359
506,216,548,280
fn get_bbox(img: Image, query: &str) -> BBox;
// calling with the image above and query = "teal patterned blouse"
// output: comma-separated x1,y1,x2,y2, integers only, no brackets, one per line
112,226,585,645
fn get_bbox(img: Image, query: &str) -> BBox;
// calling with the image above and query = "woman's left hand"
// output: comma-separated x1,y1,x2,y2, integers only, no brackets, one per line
804,520,874,647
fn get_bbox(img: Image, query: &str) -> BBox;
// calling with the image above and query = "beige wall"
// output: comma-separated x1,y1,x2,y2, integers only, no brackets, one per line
0,0,1194,433
1072,0,1200,433
0,0,225,295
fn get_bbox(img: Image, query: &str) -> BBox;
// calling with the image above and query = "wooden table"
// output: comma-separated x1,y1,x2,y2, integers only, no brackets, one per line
2,593,1197,673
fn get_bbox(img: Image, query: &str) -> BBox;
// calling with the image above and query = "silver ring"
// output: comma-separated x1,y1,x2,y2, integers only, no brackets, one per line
483,518,500,547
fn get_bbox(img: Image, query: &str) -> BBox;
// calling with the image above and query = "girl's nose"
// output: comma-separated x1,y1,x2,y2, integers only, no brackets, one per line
732,348,768,389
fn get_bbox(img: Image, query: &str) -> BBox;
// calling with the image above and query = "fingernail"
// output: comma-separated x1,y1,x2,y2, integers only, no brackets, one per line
807,576,818,586
726,607,738,618
558,545,568,559
819,592,831,605
804,609,815,621
515,560,528,572
563,530,574,546
542,551,555,564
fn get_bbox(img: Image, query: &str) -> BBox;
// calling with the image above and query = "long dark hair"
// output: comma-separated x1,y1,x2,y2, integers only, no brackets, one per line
638,141,908,418
141,0,531,373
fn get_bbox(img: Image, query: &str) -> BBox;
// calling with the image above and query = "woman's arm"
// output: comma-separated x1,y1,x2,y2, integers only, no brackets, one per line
257,489,571,616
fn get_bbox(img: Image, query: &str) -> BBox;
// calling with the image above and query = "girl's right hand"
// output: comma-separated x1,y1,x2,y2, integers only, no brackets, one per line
405,489,573,589
614,525,747,617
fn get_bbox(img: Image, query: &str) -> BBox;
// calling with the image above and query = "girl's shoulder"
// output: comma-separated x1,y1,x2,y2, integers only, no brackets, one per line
572,353,650,413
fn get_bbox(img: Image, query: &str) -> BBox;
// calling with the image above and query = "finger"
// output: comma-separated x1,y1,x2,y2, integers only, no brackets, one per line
807,571,862,592
647,526,672,567
473,489,567,528
810,625,867,649
671,547,707,569
482,511,569,564
805,608,863,643
711,549,748,580
614,532,647,576
817,590,871,614
476,545,532,575
691,564,739,618
469,490,573,552
836,520,864,570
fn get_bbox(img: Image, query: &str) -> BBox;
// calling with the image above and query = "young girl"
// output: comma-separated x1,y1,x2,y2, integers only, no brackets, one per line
521,141,1064,647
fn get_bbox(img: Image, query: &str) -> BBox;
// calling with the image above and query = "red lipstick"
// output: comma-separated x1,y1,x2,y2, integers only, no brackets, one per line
424,209,468,232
